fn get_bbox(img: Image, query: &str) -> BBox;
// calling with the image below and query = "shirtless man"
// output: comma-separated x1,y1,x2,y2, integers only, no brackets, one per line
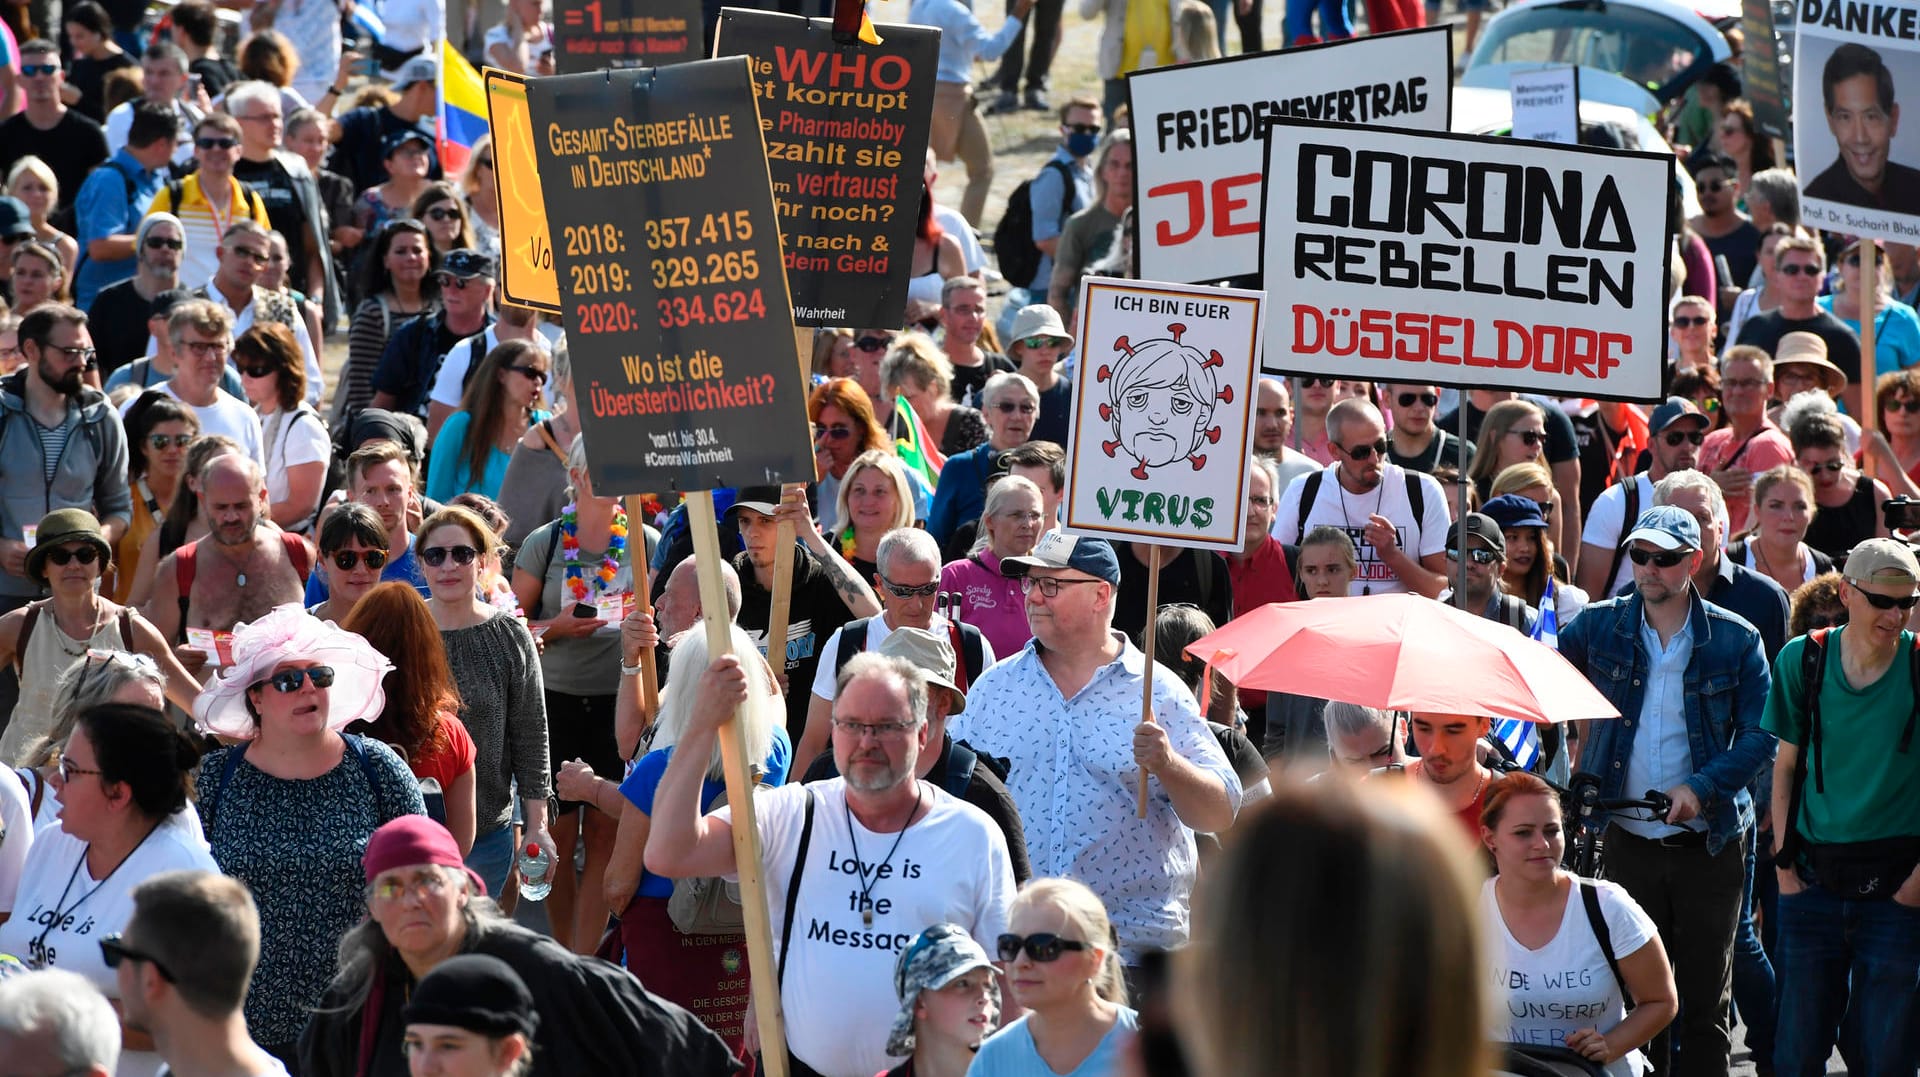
146,454,312,670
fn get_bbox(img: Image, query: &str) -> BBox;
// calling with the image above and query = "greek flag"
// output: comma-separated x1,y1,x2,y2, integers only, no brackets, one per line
1494,579,1562,771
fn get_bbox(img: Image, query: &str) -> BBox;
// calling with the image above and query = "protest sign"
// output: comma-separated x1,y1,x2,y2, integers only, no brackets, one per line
526,57,813,496
1508,65,1580,144
484,70,559,314
1742,0,1789,140
1793,1,1920,241
553,0,702,74
1061,277,1263,553
1258,120,1672,402
713,9,937,328
1128,28,1452,288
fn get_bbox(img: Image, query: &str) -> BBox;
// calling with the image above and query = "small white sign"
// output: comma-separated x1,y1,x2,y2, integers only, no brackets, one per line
1508,65,1581,145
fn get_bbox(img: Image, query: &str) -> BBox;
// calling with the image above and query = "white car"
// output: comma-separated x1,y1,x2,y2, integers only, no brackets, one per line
1458,0,1736,119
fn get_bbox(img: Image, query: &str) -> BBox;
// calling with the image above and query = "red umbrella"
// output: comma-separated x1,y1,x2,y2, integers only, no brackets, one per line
1181,593,1619,724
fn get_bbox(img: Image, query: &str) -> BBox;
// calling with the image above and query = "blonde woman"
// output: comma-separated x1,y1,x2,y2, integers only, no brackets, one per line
1467,399,1548,502
971,878,1134,1076
1489,460,1568,572
5,157,77,277
832,449,918,582
883,334,986,457
9,240,70,315
484,0,554,75
1729,465,1833,593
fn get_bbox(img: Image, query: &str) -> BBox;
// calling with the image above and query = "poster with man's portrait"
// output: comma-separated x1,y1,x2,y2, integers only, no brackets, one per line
1795,2,1920,241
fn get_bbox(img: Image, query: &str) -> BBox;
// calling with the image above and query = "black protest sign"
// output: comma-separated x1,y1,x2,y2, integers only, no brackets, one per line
714,9,937,328
527,58,812,495
1740,0,1788,140
553,0,702,74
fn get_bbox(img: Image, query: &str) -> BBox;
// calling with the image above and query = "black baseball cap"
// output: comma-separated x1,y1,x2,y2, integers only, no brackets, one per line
1446,513,1506,557
436,248,495,281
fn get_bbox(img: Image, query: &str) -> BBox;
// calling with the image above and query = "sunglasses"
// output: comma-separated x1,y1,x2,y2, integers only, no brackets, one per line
421,544,480,567
147,433,194,449
997,932,1090,963
1065,123,1102,135
1803,459,1845,474
1447,547,1500,565
507,364,548,384
143,236,184,251
880,576,940,599
331,548,388,572
995,401,1038,414
1803,613,1848,629
20,63,58,77
1849,578,1920,610
423,207,461,222
1890,398,1920,415
1020,336,1067,350
1397,392,1438,408
1779,263,1822,277
1700,179,1730,194
1341,438,1388,460
1627,546,1689,568
239,363,276,379
258,666,336,693
1662,429,1706,447
915,316,941,332
1300,377,1335,388
45,545,100,566
196,136,238,150
813,423,853,440
99,935,174,982
853,335,892,353
437,275,486,290
476,157,494,170
1532,499,1555,519
1672,315,1711,328
227,247,270,265
1507,429,1546,447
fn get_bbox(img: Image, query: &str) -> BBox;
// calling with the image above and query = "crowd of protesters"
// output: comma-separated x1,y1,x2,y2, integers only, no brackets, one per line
0,1,1911,1077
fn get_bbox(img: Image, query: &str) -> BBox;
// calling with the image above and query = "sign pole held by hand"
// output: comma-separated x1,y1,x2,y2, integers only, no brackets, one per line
688,490,789,1077
764,328,819,699
1862,243,1881,450
622,495,660,724
1137,543,1160,819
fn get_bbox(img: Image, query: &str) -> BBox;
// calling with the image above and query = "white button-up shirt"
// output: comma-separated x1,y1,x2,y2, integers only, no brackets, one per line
950,631,1241,961
1621,612,1698,838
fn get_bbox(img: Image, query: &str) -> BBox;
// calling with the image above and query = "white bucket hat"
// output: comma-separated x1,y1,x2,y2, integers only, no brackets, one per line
192,605,395,739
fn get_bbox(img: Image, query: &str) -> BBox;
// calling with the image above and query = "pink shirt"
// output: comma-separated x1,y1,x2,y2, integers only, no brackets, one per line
940,548,1033,660
1700,421,1795,533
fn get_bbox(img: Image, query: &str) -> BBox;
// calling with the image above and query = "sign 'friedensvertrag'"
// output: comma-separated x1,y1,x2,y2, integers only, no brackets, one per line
1258,121,1673,402
1127,28,1453,288
527,58,813,495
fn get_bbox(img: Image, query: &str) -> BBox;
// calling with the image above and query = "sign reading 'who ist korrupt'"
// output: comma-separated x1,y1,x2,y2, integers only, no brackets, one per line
715,9,937,328
526,58,813,496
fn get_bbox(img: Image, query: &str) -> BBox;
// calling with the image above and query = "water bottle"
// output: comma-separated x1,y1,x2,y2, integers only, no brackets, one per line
517,843,554,902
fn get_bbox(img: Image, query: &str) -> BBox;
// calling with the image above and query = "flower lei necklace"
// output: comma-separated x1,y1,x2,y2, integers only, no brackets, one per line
562,501,628,604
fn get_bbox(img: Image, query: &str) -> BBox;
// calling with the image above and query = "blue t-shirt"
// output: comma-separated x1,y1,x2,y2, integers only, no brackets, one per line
616,729,792,900
304,534,430,604
971,1008,1140,1077
1819,293,1920,377
74,150,166,307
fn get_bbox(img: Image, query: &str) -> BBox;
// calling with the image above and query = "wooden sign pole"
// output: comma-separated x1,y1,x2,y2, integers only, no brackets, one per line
1862,243,1881,447
763,328,819,696
687,490,789,1077
622,495,660,724
1136,543,1160,819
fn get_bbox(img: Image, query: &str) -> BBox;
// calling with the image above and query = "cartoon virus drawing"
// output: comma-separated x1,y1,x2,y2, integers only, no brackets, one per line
1096,322,1233,480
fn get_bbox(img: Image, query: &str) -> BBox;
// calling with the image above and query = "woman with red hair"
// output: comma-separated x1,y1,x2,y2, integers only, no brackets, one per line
808,377,932,533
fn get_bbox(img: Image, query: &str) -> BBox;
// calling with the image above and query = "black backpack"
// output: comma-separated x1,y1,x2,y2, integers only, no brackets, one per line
992,159,1074,289
1291,469,1427,545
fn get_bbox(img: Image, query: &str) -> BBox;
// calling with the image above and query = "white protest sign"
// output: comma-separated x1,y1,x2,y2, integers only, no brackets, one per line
1509,65,1580,144
1257,121,1672,402
1061,277,1263,553
1127,27,1453,288
1793,1,1920,242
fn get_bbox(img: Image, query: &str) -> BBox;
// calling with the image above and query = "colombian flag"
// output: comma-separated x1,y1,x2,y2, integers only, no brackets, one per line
437,42,488,176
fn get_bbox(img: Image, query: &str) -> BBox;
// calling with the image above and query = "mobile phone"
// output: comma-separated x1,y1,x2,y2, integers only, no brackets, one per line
572,602,596,620
187,73,203,96
1886,497,1920,532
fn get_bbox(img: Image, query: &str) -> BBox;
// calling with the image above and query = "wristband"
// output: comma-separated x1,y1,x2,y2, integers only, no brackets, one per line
620,660,645,677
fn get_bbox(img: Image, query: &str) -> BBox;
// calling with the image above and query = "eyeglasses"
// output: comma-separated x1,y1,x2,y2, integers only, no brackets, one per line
99,935,174,982
371,872,451,902
831,716,917,739
1446,547,1500,565
1662,429,1706,447
1021,575,1102,597
996,932,1089,963
1802,459,1845,474
1065,123,1102,135
1019,336,1067,350
237,111,280,124
422,545,480,567
44,545,99,567
1396,392,1438,408
1627,546,1689,568
423,207,461,222
183,340,229,358
994,401,1038,414
196,136,238,150
813,423,853,440
226,247,269,265
48,344,98,365
1248,495,1275,508
331,548,388,572
257,665,336,693
879,575,940,599
20,64,58,77
853,335,892,353
1672,315,1711,328
1340,438,1388,460
147,433,194,449
1300,377,1335,388
507,364,548,385
1848,578,1920,610
1507,429,1546,447
1723,377,1766,391
1890,398,1920,415
143,236,184,251
238,363,276,379
1779,263,1822,277
57,757,104,781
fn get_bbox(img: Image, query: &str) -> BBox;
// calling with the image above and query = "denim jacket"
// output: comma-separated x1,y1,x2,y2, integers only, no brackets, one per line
1558,587,1777,855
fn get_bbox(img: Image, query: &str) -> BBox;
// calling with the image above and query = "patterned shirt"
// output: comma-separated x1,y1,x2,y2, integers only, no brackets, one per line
949,632,1241,961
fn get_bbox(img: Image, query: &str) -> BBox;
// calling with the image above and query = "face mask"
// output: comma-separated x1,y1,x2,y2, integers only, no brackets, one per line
1066,131,1099,158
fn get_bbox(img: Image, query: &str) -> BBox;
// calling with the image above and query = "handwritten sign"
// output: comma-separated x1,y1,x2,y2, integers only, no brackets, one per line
1508,65,1579,145
527,57,812,495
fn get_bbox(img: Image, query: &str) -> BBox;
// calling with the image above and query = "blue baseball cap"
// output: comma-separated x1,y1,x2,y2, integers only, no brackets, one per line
1001,531,1122,586
1623,505,1701,552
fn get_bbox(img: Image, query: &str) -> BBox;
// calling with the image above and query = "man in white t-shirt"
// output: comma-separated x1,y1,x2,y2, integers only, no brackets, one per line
1272,398,1449,597
120,299,263,464
104,44,202,168
192,221,323,405
798,528,996,769
1576,397,1708,601
647,652,1015,1077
